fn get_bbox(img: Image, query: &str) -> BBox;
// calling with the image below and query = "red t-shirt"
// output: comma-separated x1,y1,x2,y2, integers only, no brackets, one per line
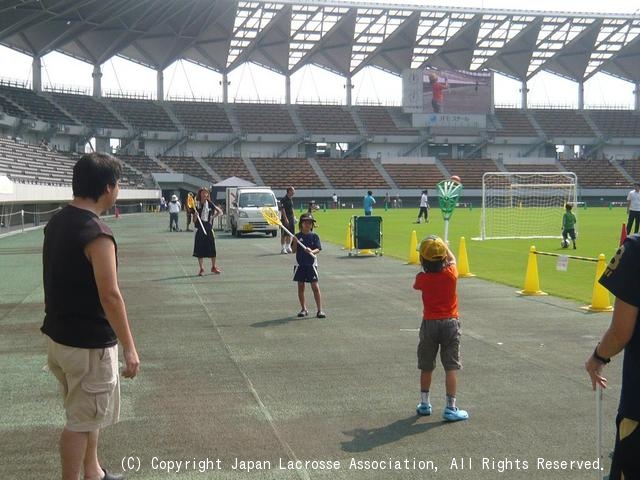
413,264,458,320
432,82,446,103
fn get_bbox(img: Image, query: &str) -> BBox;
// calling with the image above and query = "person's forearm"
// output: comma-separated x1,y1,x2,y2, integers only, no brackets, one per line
101,289,136,351
597,329,629,360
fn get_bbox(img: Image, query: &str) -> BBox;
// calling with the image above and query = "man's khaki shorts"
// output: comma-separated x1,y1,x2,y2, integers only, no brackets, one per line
47,337,120,432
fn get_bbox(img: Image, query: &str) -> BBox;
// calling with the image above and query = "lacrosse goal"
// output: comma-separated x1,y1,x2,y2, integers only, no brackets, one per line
478,171,578,240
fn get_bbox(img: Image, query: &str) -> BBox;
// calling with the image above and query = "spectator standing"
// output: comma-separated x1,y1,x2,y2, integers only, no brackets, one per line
585,236,640,479
626,182,640,235
41,152,139,480
168,194,181,231
416,189,430,224
363,190,376,216
193,188,224,276
185,192,195,231
279,186,296,254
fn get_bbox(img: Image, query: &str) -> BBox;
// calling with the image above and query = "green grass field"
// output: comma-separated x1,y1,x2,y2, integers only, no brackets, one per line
304,205,627,305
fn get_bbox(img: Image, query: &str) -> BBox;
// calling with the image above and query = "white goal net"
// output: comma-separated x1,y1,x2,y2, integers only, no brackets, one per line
479,172,578,240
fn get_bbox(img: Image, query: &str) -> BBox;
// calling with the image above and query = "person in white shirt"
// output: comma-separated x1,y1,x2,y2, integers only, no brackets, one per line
168,194,181,232
415,189,430,224
626,183,640,235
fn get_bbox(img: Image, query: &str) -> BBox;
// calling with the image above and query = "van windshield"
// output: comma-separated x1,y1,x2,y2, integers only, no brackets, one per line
239,192,276,208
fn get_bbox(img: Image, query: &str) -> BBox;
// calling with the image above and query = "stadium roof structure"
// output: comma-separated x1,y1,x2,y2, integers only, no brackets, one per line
2,0,640,89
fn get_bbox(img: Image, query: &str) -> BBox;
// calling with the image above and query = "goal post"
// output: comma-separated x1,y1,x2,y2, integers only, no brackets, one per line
479,172,578,240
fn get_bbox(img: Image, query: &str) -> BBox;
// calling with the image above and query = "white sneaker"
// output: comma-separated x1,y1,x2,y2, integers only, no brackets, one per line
281,247,288,254
286,246,293,253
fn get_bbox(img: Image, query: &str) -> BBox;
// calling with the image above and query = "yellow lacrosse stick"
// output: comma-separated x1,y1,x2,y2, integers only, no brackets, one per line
260,207,315,258
187,193,207,236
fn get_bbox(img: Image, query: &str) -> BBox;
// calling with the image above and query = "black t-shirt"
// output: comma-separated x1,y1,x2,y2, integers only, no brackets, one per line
280,194,294,218
41,205,118,348
599,235,640,420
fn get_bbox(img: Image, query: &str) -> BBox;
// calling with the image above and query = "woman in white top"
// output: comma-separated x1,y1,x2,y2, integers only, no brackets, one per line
626,182,640,235
416,189,430,224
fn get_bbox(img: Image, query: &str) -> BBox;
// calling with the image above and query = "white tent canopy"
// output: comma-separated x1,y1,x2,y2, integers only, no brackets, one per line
213,176,256,187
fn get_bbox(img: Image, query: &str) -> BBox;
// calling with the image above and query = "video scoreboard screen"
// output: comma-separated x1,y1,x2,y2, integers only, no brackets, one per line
402,68,493,119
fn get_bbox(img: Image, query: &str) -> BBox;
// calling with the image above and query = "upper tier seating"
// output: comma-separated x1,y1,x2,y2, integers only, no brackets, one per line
168,101,233,133
356,106,410,135
49,92,125,130
0,94,30,118
250,158,324,189
0,84,77,125
493,109,538,137
297,104,359,135
106,97,177,131
530,109,596,137
587,110,640,138
233,103,297,134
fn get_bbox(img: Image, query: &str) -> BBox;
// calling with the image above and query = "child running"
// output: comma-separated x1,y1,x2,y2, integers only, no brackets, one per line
413,235,468,421
292,213,325,318
562,202,577,249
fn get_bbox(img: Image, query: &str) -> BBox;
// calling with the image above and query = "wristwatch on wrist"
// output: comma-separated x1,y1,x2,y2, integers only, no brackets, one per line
593,344,610,364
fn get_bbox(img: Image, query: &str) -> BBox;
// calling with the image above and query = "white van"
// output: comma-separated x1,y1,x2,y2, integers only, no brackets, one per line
226,186,279,237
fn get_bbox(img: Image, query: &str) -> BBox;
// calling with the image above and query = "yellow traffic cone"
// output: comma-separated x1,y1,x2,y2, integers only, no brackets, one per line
407,230,419,265
584,254,613,312
517,246,547,295
457,236,475,277
343,222,352,250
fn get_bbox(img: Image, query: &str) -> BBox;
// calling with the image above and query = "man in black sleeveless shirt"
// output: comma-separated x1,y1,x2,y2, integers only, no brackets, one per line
42,153,140,480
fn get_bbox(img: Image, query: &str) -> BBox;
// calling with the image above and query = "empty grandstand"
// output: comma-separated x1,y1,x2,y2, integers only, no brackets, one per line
2,0,640,211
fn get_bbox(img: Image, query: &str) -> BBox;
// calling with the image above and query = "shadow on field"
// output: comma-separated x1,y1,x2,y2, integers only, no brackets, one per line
341,415,446,452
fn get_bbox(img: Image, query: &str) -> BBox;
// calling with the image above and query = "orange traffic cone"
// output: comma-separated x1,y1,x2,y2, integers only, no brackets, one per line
620,223,627,246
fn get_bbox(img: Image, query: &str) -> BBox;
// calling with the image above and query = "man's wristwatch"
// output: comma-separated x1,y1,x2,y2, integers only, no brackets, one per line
593,344,610,364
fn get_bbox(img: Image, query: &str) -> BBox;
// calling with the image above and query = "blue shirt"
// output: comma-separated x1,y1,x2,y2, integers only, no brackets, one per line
363,195,376,214
295,231,321,266
599,235,640,420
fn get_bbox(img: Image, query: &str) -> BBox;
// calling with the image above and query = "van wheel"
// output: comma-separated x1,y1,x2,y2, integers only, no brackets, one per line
270,231,277,237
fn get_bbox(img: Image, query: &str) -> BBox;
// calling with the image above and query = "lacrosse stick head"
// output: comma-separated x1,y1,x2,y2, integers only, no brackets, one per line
260,207,281,226
186,193,196,211
437,179,463,221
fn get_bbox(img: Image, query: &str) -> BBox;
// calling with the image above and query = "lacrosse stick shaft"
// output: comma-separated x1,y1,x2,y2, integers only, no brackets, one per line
282,223,316,259
188,196,208,236
194,212,207,236
443,219,450,244
596,384,603,479
263,210,316,258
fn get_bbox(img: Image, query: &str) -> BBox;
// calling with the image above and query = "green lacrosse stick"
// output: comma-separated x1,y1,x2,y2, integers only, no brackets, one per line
437,179,463,243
